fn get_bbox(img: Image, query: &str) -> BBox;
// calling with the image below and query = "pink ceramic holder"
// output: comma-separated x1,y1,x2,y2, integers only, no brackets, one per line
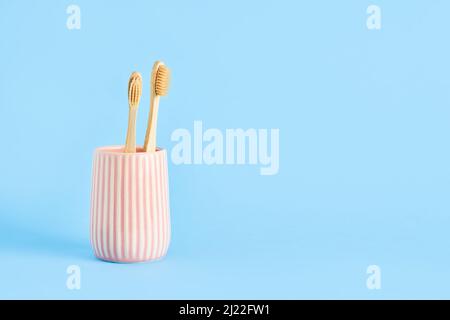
90,146,171,263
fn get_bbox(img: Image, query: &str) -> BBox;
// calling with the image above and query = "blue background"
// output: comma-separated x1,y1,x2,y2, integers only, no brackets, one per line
0,0,449,299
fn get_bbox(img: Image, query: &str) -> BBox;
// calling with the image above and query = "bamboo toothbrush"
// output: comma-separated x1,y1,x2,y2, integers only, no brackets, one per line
124,72,143,153
143,61,170,152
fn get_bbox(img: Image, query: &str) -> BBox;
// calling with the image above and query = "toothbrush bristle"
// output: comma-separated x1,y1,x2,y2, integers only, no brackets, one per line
128,72,142,108
154,64,170,96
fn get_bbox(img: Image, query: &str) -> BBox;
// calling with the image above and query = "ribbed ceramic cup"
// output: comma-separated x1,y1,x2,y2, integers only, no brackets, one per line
90,146,171,263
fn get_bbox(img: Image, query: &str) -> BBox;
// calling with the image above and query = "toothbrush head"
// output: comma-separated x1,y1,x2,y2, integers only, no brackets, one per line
152,61,170,97
128,72,142,109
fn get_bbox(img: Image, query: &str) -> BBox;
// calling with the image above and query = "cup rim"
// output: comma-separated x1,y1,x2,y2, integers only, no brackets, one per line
95,145,166,156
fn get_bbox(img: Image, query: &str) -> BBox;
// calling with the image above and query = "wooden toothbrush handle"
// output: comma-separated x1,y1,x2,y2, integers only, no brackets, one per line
143,95,160,152
124,108,138,153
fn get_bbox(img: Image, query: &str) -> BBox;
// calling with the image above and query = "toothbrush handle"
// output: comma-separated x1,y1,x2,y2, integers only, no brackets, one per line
124,108,138,153
143,95,160,152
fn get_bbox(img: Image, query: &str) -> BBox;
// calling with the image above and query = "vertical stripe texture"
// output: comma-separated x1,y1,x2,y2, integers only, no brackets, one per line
90,147,171,263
